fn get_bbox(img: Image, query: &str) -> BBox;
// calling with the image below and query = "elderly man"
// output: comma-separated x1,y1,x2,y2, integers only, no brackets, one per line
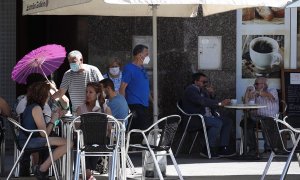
242,77,279,154
182,72,234,158
53,50,104,113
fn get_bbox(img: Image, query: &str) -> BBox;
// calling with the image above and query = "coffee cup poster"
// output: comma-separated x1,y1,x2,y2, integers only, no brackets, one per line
242,35,284,78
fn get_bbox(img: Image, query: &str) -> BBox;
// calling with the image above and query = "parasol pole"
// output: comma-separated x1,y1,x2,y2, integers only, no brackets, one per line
41,68,51,83
152,4,158,124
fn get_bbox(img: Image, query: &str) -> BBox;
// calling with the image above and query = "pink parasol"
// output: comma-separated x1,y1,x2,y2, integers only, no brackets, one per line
12,44,66,84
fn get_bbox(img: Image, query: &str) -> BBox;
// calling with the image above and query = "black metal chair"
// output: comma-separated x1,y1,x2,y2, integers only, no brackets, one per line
260,117,300,180
6,117,59,180
126,115,183,180
239,99,287,155
72,112,123,180
175,100,211,158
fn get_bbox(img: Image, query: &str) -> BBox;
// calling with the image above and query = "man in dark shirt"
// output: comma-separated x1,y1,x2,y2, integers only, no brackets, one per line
182,72,234,158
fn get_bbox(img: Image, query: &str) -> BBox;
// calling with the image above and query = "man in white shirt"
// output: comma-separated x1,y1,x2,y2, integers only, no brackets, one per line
243,77,279,153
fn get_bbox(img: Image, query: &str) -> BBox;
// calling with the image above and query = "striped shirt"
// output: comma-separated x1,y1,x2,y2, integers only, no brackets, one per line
60,64,103,112
254,88,279,118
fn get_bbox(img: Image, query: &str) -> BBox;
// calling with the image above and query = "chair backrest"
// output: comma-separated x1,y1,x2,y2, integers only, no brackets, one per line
80,112,110,147
260,117,289,154
176,100,187,116
156,115,181,151
7,117,23,150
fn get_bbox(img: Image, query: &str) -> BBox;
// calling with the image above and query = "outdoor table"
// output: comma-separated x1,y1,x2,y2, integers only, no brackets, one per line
224,104,266,158
60,115,75,180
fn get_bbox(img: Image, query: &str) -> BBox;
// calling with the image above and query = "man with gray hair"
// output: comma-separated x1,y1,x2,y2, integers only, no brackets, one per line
242,77,279,154
53,50,104,112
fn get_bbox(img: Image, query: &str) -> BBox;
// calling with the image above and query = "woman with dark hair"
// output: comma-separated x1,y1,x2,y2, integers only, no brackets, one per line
76,82,111,180
19,81,72,180
76,82,111,115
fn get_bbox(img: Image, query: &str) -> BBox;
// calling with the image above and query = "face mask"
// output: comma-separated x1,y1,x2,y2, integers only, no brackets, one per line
143,56,150,65
70,63,80,72
109,67,120,76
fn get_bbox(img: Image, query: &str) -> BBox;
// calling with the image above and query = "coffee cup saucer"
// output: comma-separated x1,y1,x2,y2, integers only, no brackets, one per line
242,57,281,78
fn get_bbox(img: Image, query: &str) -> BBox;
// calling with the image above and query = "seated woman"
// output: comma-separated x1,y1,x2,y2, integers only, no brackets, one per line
76,82,112,180
18,81,72,180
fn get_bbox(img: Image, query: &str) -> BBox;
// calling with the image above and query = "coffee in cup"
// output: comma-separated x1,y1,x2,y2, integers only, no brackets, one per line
249,37,282,70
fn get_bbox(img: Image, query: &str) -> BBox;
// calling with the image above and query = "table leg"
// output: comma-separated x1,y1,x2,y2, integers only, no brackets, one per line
66,123,73,180
243,110,249,155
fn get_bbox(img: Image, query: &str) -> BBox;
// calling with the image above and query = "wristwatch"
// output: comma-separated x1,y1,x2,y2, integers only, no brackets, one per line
218,102,222,106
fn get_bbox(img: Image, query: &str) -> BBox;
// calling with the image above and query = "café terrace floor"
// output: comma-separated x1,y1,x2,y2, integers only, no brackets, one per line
1,151,300,180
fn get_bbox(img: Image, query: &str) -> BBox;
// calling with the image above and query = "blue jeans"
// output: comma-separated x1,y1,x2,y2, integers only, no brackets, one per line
204,116,232,148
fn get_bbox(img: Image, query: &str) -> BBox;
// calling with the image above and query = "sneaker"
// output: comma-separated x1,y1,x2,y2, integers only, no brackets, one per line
200,148,220,159
34,166,50,180
219,146,236,157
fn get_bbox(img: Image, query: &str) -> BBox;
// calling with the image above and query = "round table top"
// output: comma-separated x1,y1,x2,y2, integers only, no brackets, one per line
224,104,267,109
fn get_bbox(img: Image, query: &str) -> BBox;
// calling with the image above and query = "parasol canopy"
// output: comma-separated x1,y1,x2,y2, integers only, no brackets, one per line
12,44,66,84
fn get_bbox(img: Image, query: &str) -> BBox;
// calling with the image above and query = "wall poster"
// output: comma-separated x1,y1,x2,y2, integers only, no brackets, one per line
242,34,284,78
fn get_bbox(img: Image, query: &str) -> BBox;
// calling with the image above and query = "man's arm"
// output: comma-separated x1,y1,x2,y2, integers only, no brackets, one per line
119,82,128,96
259,88,278,101
52,88,67,100
185,86,219,107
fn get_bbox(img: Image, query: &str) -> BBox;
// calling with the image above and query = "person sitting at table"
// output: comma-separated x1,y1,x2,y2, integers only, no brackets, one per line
76,82,112,179
100,78,129,125
242,77,279,154
19,81,71,180
182,72,235,158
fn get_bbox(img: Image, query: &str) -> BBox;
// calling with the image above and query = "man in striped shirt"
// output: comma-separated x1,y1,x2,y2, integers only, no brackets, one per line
243,77,279,153
52,50,104,113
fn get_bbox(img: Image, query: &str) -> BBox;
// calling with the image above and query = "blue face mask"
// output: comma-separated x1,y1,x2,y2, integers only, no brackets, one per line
70,63,80,72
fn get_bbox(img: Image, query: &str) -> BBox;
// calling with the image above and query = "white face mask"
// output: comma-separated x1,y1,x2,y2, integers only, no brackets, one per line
143,56,150,65
109,67,120,76
70,63,80,72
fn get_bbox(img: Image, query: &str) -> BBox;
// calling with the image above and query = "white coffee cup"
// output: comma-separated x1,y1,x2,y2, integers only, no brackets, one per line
248,100,255,105
230,99,237,105
249,37,282,70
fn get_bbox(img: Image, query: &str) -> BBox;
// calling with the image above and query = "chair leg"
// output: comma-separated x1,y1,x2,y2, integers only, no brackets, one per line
126,154,137,175
260,152,275,180
74,150,81,180
280,136,300,180
175,130,187,157
202,126,211,159
189,131,198,154
169,149,184,180
6,149,24,180
239,129,244,155
81,153,87,180
296,153,300,167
